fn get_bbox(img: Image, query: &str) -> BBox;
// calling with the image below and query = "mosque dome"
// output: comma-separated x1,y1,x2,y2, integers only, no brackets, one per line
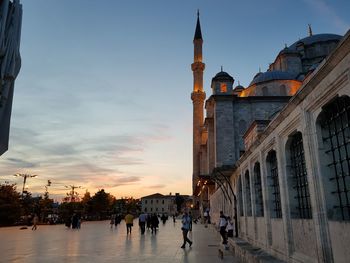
289,34,342,50
234,85,245,92
212,71,234,82
249,70,296,86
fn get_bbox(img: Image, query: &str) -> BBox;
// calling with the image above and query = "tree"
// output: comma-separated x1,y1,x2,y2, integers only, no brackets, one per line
81,190,92,218
39,190,53,222
91,189,113,219
0,184,21,226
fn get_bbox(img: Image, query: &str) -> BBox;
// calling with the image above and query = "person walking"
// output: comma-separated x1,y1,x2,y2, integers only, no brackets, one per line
150,213,159,234
138,212,147,235
146,214,151,230
180,211,193,248
219,211,228,244
32,214,39,230
124,212,134,235
110,214,116,229
226,216,234,238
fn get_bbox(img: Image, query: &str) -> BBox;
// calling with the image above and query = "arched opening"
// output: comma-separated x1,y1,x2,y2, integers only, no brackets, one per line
266,150,282,218
238,176,244,216
262,86,268,96
245,170,252,216
316,96,350,221
279,85,287,96
285,131,312,219
254,162,264,217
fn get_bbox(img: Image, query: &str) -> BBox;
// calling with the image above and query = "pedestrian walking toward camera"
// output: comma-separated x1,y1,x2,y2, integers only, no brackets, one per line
139,212,147,235
125,212,134,235
146,214,152,230
180,211,193,248
110,214,116,228
32,214,39,230
161,213,167,225
219,211,228,244
115,214,122,227
150,213,159,234
226,216,234,238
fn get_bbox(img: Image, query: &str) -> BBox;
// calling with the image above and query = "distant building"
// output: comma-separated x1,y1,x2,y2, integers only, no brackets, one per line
0,0,23,156
191,13,350,263
140,193,177,215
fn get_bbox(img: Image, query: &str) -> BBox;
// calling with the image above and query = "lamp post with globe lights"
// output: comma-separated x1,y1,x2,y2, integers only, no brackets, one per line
13,173,38,198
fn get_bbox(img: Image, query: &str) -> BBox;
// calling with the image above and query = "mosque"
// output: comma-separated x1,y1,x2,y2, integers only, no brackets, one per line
191,13,350,263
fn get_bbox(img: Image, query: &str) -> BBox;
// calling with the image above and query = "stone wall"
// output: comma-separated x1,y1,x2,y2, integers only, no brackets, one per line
209,31,350,262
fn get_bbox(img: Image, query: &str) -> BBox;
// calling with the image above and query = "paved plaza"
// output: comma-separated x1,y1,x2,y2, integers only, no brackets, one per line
1,219,237,263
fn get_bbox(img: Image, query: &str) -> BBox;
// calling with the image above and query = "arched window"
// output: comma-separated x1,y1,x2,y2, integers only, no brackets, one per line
245,170,252,216
238,177,244,216
317,96,350,221
254,162,264,217
262,86,268,96
287,132,312,219
266,150,282,218
279,85,287,96
220,83,227,93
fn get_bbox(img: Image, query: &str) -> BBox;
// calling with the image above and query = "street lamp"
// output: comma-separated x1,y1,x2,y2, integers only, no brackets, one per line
13,173,38,197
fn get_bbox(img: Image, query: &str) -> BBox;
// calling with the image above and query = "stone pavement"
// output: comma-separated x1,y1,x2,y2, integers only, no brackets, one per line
0,219,237,263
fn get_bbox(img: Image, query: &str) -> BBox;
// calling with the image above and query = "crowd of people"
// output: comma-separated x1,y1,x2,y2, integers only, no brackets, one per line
28,207,233,249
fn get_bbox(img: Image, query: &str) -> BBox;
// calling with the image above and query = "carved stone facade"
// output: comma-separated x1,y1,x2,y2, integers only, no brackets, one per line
190,14,350,263
210,31,350,263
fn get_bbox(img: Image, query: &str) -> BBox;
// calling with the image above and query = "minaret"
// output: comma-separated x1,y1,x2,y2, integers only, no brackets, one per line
191,11,206,193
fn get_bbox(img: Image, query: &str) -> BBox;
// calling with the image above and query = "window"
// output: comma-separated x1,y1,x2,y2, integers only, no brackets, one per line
162,200,164,204
317,96,350,220
156,208,158,212
262,86,268,96
267,150,282,218
156,200,159,204
151,208,153,212
238,177,244,216
279,85,287,96
289,132,312,219
162,208,164,211
145,208,147,212
145,200,148,204
151,200,153,204
220,83,227,93
245,170,252,216
254,162,264,217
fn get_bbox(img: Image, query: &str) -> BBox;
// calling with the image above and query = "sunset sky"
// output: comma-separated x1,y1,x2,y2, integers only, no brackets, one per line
0,0,349,201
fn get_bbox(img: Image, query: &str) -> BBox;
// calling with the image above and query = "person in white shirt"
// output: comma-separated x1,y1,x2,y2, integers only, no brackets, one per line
219,211,227,244
226,216,234,238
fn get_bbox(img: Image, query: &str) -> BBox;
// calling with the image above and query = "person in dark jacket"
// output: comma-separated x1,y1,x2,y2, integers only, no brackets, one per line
150,213,159,234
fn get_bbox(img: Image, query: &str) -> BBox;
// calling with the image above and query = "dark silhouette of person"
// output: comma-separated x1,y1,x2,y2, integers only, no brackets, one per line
138,212,147,235
161,214,167,224
150,213,159,234
181,211,193,248
219,211,228,244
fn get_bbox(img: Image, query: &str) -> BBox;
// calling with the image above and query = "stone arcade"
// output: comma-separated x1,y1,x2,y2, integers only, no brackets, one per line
191,14,350,263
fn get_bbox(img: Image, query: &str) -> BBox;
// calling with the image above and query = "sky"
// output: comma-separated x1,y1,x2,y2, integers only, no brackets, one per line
0,0,349,201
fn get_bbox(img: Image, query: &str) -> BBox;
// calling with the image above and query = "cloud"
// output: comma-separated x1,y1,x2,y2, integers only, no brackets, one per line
5,158,39,168
147,184,166,189
95,175,141,188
